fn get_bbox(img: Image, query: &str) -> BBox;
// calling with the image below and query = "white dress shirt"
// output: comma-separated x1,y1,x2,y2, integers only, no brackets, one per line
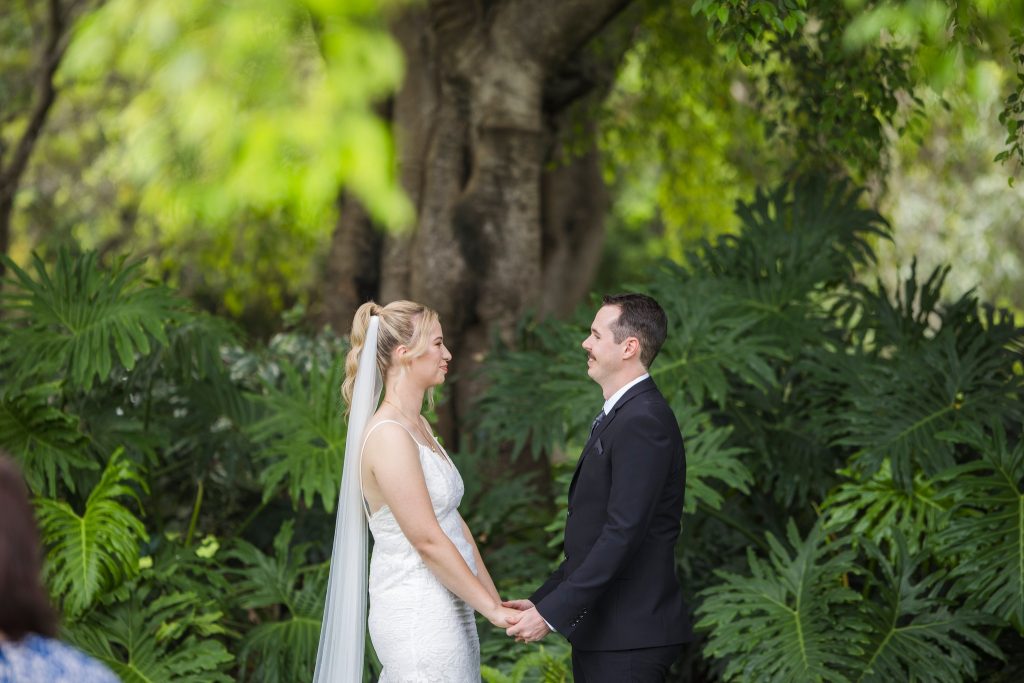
602,373,650,415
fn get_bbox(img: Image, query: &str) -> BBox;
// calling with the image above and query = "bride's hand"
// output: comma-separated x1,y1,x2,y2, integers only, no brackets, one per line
486,605,523,628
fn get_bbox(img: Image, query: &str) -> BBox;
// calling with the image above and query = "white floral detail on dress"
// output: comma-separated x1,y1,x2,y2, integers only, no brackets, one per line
363,420,480,683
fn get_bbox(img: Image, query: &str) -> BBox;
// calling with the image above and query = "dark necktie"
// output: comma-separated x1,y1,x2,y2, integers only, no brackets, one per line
589,409,606,438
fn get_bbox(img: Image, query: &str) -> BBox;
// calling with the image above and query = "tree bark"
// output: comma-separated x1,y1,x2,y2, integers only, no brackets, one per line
0,0,77,276
320,0,641,447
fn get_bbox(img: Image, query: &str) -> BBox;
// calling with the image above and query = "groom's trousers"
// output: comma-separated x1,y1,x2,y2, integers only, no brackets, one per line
571,643,682,683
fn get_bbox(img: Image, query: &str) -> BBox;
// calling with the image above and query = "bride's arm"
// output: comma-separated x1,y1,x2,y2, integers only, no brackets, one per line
366,427,517,627
459,515,500,603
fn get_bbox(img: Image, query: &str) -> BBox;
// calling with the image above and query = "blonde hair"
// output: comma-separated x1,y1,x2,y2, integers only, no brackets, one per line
341,300,441,412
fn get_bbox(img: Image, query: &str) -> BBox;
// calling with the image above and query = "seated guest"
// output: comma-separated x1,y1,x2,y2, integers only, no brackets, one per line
0,453,119,682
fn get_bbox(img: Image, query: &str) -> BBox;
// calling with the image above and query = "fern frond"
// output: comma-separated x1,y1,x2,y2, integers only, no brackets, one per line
36,449,149,616
2,249,184,389
697,520,864,681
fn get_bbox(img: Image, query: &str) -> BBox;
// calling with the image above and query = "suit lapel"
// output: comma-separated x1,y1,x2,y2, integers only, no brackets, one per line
567,378,657,501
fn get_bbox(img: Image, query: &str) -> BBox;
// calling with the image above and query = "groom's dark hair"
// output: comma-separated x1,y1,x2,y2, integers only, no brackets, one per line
602,293,668,369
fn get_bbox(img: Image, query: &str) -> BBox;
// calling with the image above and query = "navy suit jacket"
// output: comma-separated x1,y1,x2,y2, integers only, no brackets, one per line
532,377,693,651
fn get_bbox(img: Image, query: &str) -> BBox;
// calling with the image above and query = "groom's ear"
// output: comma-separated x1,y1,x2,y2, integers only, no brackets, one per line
621,337,641,361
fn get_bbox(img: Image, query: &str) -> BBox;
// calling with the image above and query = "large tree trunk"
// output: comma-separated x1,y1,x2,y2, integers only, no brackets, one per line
320,0,639,447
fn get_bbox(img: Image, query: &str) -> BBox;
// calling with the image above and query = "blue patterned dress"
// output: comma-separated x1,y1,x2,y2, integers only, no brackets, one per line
0,635,118,683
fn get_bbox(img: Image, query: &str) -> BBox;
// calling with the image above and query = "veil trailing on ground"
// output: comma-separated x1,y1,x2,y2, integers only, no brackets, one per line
313,315,381,682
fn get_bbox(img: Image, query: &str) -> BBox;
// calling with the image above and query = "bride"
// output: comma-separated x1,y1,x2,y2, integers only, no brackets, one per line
313,300,519,682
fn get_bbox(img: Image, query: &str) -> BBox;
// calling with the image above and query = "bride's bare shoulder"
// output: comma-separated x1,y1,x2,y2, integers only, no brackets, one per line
362,418,418,461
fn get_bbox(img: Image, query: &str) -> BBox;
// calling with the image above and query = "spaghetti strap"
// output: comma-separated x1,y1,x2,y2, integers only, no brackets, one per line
358,419,421,520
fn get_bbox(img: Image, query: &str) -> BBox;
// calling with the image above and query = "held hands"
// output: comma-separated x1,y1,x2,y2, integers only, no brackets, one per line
502,599,551,644
486,604,524,629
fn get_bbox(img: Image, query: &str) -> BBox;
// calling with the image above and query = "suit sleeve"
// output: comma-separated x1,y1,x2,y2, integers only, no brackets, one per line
530,559,566,605
535,410,675,634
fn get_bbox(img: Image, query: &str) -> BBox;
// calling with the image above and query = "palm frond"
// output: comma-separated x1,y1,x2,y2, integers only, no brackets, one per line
697,520,864,682
36,449,149,616
2,249,185,390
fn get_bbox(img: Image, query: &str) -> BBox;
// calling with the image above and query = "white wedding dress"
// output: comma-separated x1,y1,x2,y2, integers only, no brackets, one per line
361,420,481,682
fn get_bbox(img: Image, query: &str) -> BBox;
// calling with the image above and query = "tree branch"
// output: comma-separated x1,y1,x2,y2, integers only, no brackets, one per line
492,0,635,69
0,0,70,267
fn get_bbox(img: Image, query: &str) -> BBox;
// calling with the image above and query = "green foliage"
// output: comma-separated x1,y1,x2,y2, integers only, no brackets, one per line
472,176,1023,679
481,642,571,683
247,356,348,512
692,0,914,177
820,461,952,556
853,535,1000,683
4,170,1023,681
599,0,771,272
35,448,149,618
813,263,1024,488
679,408,752,514
62,0,411,231
2,249,183,390
995,33,1024,172
228,521,326,683
6,0,412,327
698,521,864,682
936,422,1024,631
698,523,999,682
0,384,92,495
689,1,1024,177
67,583,234,682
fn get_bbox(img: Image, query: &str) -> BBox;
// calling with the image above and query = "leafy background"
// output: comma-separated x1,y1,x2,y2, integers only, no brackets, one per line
3,176,1022,680
3,0,1024,681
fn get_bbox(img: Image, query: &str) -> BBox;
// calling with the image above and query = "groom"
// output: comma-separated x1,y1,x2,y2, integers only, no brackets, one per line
505,293,693,682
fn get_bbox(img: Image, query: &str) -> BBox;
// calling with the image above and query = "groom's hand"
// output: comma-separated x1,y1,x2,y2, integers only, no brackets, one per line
502,599,534,611
505,606,551,643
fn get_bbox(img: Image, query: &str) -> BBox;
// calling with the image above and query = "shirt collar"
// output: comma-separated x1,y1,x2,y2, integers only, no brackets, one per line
603,373,650,415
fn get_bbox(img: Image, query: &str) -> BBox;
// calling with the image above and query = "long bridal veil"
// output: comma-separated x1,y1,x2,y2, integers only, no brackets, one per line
313,315,381,682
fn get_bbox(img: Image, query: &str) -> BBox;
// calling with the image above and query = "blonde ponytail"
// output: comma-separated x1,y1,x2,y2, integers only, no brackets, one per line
341,300,441,413
342,301,380,408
